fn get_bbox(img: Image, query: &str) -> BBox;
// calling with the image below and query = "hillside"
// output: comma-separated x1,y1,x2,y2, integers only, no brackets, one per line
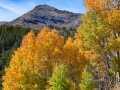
0,22,7,25
6,4,83,30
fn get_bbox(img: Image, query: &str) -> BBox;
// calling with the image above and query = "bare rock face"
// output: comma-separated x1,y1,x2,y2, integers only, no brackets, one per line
6,4,83,30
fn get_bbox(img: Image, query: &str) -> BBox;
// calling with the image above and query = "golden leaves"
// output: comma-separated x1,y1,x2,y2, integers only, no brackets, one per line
108,10,120,32
85,0,106,11
3,27,90,89
62,37,88,81
2,27,65,89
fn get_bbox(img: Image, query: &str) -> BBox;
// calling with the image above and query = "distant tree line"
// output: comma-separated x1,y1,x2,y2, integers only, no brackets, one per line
48,24,77,41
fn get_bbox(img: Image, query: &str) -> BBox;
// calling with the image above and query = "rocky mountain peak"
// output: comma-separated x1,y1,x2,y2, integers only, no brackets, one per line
6,4,83,30
35,4,57,11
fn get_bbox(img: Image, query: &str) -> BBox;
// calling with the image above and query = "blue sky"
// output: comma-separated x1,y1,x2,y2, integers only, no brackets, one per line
0,0,86,21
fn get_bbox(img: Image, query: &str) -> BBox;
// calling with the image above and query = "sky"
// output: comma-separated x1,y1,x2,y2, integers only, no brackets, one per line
0,0,86,21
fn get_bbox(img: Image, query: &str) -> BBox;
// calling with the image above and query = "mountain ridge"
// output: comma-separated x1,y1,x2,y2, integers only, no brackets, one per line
5,4,83,30
0,21,7,25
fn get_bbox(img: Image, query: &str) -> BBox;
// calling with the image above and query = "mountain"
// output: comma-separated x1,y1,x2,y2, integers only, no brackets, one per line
0,21,7,25
6,4,83,30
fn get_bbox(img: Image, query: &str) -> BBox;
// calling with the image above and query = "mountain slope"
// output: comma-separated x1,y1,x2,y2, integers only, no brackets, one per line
0,22,7,25
6,4,83,30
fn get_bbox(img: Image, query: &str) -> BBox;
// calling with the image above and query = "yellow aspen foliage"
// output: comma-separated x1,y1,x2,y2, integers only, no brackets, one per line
2,27,64,90
2,25,98,90
108,37,120,51
37,27,64,76
74,37,104,76
83,0,120,57
80,67,96,90
84,49,101,61
21,30,36,47
48,64,75,90
2,30,38,90
19,66,47,90
77,0,120,88
62,37,88,86
108,10,120,32
85,0,106,10
85,0,120,17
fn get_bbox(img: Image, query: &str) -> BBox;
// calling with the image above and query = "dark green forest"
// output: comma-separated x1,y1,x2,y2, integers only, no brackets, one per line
0,25,31,89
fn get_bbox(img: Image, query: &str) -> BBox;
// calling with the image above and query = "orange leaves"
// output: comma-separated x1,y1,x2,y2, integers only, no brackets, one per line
2,66,24,90
2,27,65,89
85,0,118,18
2,26,90,89
37,27,64,60
85,0,106,11
85,0,120,18
78,0,120,84
2,30,38,90
84,49,101,62
36,27,65,76
62,37,88,82
21,30,36,47
108,10,120,30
